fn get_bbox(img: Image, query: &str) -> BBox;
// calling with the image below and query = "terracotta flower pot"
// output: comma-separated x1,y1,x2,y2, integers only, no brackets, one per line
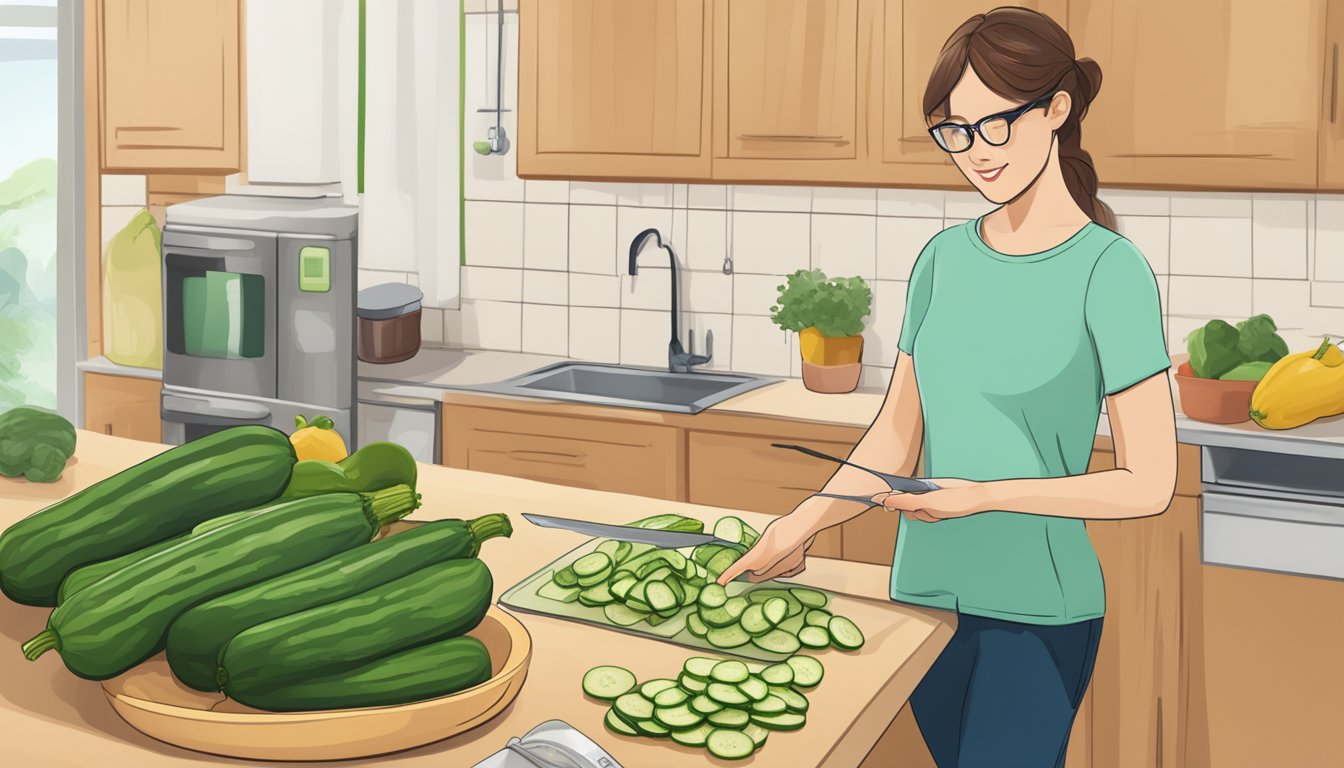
1173,361,1257,424
798,328,863,393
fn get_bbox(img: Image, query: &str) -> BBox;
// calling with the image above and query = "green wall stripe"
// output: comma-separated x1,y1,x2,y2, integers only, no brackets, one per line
358,0,367,195
460,1,467,266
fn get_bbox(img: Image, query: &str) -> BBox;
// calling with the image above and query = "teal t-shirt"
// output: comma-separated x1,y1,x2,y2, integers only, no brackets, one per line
891,217,1170,625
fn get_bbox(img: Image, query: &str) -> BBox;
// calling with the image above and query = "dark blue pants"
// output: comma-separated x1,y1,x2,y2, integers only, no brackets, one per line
909,613,1103,768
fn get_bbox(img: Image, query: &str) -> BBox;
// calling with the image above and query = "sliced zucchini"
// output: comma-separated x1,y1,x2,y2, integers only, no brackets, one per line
679,673,707,694
614,692,654,723
663,577,685,605
828,615,866,651
707,708,750,728
706,682,750,706
724,596,749,621
654,703,703,730
576,569,611,588
680,583,700,607
777,613,807,635
641,564,674,583
596,539,632,565
786,656,825,688
603,603,647,627
686,612,709,637
739,604,771,637
698,583,728,609
737,675,769,702
577,582,615,607
573,552,612,578
605,707,639,736
771,685,810,713
537,578,580,603
583,665,637,701
706,728,756,761
699,604,737,628
805,608,832,627
762,597,789,627
704,549,742,578
760,663,794,686
683,657,717,680
625,597,654,614
750,694,787,715
748,588,804,617
640,678,679,699
743,723,770,748
634,718,670,737
654,687,689,707
791,587,829,609
690,694,723,715
552,565,580,588
670,722,714,748
751,628,802,656
710,660,749,684
609,576,637,601
706,625,751,649
646,612,670,627
751,711,807,731
645,581,678,613
798,625,831,649
713,516,745,545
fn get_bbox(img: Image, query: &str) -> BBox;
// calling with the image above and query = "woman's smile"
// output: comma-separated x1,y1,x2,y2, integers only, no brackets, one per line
973,164,1007,182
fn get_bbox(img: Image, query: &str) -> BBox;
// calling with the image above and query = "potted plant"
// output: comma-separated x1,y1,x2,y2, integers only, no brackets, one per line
770,269,873,394
1174,314,1288,424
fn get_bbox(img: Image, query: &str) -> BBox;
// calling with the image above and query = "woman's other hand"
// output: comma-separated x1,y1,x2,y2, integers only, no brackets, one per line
715,513,818,586
872,478,989,523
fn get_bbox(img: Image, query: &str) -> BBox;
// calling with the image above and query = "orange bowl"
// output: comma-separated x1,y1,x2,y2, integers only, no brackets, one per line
1173,361,1257,424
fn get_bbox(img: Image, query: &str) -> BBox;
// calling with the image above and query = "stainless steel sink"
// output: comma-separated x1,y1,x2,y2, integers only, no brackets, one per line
465,362,777,414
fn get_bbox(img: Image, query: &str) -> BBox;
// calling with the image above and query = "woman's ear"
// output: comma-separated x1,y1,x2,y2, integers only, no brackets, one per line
1046,90,1073,130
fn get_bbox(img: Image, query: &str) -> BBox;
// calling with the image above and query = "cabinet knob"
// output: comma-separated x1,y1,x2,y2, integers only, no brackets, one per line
104,423,113,435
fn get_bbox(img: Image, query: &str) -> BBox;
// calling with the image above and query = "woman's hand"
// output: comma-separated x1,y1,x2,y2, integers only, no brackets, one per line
871,478,990,523
715,513,818,586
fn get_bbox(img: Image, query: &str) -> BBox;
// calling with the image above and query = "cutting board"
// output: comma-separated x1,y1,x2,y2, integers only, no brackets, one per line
500,538,872,663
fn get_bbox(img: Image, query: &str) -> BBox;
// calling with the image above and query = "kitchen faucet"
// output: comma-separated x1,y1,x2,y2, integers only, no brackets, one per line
628,227,713,374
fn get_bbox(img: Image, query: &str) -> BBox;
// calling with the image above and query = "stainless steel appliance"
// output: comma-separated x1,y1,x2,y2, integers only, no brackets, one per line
160,195,358,444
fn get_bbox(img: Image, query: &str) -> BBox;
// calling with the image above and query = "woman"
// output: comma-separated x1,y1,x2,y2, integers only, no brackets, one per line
717,8,1177,767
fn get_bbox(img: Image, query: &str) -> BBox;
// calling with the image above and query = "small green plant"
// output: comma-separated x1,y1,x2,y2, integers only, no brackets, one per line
769,269,873,338
1187,313,1289,380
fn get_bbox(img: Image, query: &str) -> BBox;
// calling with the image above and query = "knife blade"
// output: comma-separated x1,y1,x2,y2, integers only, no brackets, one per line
522,513,735,548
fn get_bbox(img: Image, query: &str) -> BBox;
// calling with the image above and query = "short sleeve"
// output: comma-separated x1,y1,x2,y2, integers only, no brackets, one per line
896,241,936,355
1084,239,1171,395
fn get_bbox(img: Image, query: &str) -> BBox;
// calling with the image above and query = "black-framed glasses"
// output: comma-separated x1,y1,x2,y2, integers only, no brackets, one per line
928,92,1056,153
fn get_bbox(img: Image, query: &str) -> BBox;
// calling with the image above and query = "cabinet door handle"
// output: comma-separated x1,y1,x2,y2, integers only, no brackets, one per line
507,449,584,466
1332,43,1340,124
104,423,113,435
738,133,848,143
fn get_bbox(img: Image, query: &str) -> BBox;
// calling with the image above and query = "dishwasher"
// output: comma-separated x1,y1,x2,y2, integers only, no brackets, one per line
1200,443,1344,580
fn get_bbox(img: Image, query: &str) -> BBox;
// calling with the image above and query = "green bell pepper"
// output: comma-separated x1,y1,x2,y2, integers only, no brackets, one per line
280,442,419,500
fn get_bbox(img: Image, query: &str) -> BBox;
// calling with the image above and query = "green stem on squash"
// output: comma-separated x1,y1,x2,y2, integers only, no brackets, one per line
22,629,60,661
294,415,309,430
1312,338,1333,360
467,513,513,556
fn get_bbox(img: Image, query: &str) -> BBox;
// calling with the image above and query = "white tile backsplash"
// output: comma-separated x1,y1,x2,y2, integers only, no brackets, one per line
1313,197,1344,281
525,179,569,204
865,280,908,368
877,188,943,218
618,184,675,208
569,273,621,308
568,205,619,275
1254,279,1310,330
812,187,877,216
1167,276,1254,317
1116,215,1170,275
812,213,877,280
461,266,523,302
1169,216,1252,277
686,312,734,372
1311,281,1344,309
1169,192,1253,218
458,299,522,351
682,270,734,315
688,184,728,210
619,309,671,368
732,211,810,275
569,307,620,363
522,303,568,356
523,269,568,305
730,185,811,213
734,273,785,317
1097,189,1170,216
877,217,943,281
523,203,569,271
619,206,675,267
1252,197,1308,279
357,269,411,292
731,315,793,376
419,307,445,347
621,268,672,312
686,209,729,272
464,201,524,267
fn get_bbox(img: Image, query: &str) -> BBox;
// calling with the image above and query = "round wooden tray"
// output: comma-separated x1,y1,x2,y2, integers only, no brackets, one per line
100,606,532,762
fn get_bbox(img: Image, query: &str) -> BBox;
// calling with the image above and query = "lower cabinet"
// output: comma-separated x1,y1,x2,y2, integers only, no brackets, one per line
82,371,162,442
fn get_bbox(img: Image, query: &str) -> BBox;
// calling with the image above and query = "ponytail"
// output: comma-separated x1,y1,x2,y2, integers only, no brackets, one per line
1057,58,1115,231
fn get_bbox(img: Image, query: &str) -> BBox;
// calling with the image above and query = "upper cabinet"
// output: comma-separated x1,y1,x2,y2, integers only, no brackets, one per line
711,0,877,183
1071,0,1326,190
100,0,242,172
876,0,1067,186
1319,0,1344,188
517,0,713,180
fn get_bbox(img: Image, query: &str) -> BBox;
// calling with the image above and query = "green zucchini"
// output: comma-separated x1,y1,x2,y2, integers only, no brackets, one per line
227,635,492,712
166,515,510,692
583,665,637,701
22,487,416,679
217,557,492,696
0,425,297,606
279,441,418,500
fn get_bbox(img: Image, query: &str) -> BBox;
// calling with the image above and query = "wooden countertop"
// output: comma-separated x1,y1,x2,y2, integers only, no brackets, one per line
0,432,954,768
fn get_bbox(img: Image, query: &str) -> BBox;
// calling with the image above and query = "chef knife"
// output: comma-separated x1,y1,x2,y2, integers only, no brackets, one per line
522,513,734,549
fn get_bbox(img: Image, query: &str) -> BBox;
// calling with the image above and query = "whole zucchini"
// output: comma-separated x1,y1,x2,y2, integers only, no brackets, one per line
217,558,493,697
167,514,511,691
227,635,493,712
21,486,418,680
0,426,297,606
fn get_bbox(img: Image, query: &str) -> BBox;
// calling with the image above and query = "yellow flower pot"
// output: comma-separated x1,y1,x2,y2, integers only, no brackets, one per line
798,328,863,393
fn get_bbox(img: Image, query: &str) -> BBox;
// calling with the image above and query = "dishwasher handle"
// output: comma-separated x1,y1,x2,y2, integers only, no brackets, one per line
162,393,272,426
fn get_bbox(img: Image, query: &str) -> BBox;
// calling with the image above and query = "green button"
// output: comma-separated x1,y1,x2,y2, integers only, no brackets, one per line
299,246,330,292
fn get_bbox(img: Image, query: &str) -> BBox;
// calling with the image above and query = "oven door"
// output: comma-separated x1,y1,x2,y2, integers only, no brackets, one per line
160,386,352,446
162,226,278,399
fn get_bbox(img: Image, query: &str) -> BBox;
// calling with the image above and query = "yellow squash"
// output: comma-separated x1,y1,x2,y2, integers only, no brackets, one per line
290,415,349,462
1249,339,1344,429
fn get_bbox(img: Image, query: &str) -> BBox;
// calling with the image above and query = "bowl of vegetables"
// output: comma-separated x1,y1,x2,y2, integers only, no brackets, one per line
1175,314,1288,424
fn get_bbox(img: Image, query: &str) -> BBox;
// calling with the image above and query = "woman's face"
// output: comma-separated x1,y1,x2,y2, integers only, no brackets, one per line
938,68,1070,204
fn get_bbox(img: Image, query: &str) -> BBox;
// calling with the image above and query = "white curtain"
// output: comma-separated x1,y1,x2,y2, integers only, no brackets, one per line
361,0,461,309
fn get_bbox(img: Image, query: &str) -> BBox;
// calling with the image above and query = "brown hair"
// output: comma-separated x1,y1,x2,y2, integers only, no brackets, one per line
923,7,1115,230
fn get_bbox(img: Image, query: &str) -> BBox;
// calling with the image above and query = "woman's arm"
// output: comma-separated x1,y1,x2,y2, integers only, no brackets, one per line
879,371,1178,522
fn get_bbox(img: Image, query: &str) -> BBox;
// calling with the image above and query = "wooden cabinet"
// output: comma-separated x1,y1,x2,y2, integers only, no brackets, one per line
99,0,241,172
875,0,1067,186
442,402,686,500
1071,0,1327,190
82,371,162,442
1319,0,1344,187
517,0,713,180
